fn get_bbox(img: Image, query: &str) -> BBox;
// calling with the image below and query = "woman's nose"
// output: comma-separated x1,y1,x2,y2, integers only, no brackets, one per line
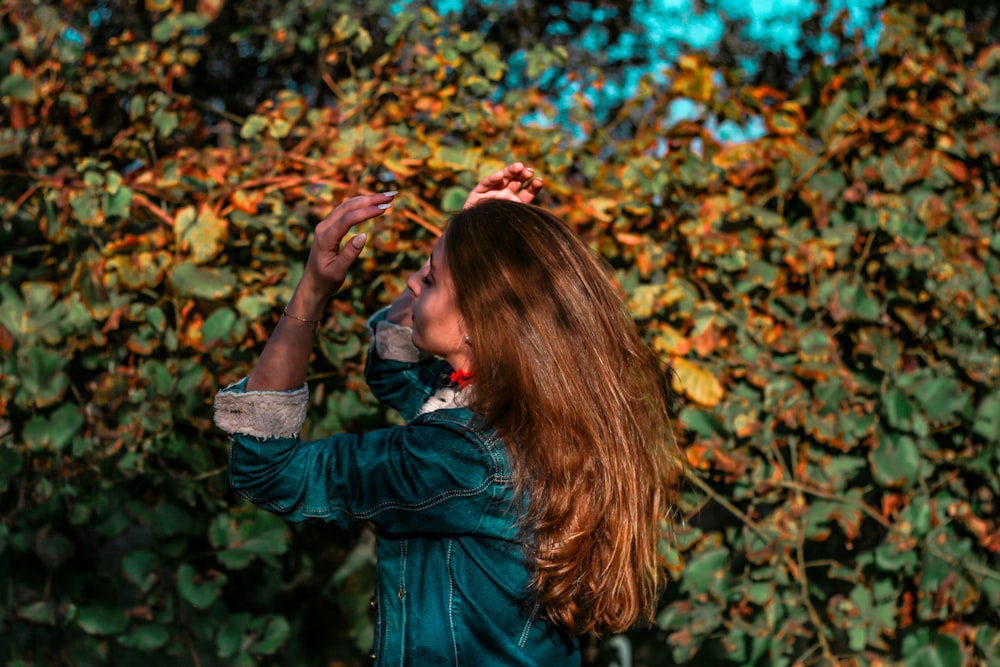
407,267,424,295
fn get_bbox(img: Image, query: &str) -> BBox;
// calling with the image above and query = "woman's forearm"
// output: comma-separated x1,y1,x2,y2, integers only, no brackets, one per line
246,279,329,391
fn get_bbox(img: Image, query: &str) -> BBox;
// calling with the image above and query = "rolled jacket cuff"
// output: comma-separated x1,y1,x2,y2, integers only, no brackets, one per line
213,377,309,439
368,307,428,363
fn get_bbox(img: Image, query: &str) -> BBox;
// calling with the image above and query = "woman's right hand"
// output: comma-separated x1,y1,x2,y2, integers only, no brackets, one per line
290,192,396,317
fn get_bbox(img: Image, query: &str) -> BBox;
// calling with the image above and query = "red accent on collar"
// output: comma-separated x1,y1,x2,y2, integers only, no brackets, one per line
450,369,474,389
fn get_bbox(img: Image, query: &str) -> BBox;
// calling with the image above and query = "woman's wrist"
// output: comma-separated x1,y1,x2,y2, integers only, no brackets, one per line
286,278,331,321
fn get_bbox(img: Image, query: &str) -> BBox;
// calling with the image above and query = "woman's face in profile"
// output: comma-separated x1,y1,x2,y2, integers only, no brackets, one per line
406,237,472,371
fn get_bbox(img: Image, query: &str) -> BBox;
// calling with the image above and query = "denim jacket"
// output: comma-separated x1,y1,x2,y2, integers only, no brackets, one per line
213,309,581,666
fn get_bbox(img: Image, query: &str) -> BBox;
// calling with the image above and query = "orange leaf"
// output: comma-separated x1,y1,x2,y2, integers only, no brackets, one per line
690,320,721,357
197,0,224,21
231,189,263,214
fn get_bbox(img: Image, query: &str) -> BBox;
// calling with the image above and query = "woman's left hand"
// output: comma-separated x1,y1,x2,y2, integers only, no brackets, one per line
297,192,396,302
463,163,543,209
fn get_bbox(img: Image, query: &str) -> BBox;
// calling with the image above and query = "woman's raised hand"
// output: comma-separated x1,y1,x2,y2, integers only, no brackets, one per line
463,162,543,209
298,192,395,303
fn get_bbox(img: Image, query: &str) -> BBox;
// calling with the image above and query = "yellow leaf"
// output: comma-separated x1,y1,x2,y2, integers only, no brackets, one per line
766,101,805,136
671,358,724,407
427,145,482,172
627,285,660,319
651,323,690,357
585,197,617,223
175,205,228,265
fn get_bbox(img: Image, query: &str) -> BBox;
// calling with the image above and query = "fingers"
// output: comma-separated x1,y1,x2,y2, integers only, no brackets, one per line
331,232,367,274
520,176,544,202
318,191,397,237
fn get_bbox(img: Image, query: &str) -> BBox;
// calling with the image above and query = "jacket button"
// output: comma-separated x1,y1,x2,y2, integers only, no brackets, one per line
370,596,377,608
369,653,376,661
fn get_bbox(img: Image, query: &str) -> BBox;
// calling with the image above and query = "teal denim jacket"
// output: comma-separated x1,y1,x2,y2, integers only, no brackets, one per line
214,309,580,666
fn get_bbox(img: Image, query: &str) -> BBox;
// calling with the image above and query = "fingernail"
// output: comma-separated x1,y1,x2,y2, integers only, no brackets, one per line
378,203,392,210
383,191,398,197
352,233,367,248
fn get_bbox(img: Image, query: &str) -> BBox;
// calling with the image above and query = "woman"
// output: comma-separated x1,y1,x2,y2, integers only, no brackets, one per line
214,164,681,665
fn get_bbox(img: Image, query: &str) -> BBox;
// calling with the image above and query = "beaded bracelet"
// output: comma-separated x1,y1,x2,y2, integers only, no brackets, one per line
283,307,322,329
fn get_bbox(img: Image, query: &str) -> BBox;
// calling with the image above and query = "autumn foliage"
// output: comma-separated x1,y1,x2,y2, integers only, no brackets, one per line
1,2,998,665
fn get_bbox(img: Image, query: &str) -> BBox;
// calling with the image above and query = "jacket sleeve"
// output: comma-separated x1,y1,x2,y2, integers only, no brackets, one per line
364,307,452,422
215,380,503,535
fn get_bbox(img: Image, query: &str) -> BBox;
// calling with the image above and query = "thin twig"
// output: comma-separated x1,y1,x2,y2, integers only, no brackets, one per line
132,192,174,226
398,208,443,236
682,468,771,543
2,181,43,220
779,479,891,529
789,530,838,666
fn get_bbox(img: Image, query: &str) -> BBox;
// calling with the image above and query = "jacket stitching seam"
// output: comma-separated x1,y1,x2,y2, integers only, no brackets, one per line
518,602,540,649
399,540,407,666
447,538,459,666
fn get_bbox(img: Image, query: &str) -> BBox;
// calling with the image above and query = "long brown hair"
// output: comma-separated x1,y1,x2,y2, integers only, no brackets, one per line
444,200,682,636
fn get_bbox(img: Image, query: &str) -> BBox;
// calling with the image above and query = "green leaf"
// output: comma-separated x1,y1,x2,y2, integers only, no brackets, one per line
177,564,226,608
23,403,84,451
216,613,290,659
122,549,160,594
118,624,170,651
913,376,968,422
217,613,251,658
680,547,729,596
441,186,468,212
16,346,69,408
902,630,963,667
473,47,506,80
248,615,290,655
209,510,288,569
883,388,928,436
76,605,130,636
104,185,133,219
679,407,724,437
169,262,236,299
871,432,922,488
839,281,881,321
0,447,24,493
153,109,178,138
806,169,846,202
875,537,920,573
973,391,1000,442
70,191,104,226
17,600,57,625
240,114,269,139
0,74,38,103
203,307,237,343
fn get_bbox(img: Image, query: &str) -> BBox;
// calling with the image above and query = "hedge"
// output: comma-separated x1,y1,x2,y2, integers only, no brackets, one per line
1,2,998,665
